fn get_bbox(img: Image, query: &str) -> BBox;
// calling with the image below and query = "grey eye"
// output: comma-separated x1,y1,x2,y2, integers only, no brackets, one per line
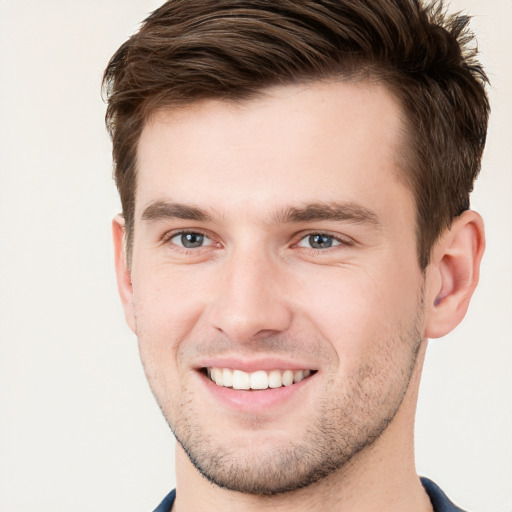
182,233,204,248
309,234,333,249
171,232,210,248
297,234,342,249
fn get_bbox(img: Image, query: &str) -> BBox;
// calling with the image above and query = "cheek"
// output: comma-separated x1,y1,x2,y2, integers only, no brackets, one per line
131,265,212,380
131,268,210,415
293,263,422,363
133,261,210,328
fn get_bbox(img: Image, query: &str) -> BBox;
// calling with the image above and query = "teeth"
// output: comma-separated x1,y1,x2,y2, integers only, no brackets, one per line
206,367,313,390
268,369,282,388
282,369,293,386
250,370,269,390
294,370,305,383
211,367,222,385
232,370,250,390
222,368,233,387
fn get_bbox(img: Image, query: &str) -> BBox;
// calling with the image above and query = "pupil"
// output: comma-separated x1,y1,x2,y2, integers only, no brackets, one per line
182,233,204,248
310,234,332,249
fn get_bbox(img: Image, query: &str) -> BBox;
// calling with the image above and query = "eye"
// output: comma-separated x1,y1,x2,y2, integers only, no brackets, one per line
169,232,212,249
297,233,342,250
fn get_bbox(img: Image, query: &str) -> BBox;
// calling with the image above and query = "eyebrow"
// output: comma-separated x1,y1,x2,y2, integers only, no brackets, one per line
141,200,212,222
141,199,380,227
274,202,380,227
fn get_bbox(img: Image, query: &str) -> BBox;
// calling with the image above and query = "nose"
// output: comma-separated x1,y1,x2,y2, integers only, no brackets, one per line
208,248,293,342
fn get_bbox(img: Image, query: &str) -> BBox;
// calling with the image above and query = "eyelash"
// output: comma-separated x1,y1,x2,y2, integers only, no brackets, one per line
162,230,216,250
162,229,353,253
293,231,354,252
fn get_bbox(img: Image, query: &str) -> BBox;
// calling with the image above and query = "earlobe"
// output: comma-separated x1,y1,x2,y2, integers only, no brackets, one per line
425,210,485,339
112,215,137,334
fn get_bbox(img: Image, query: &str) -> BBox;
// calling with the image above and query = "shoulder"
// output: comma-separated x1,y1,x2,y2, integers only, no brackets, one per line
421,477,468,512
152,482,467,512
152,489,176,512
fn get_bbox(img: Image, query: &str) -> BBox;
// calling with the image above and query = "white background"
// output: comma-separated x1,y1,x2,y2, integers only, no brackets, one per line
0,1,510,511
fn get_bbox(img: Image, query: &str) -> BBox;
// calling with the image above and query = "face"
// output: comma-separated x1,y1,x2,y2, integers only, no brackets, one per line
119,81,428,494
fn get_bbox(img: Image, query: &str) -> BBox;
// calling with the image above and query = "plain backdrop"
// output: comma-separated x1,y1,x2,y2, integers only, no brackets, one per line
0,1,510,511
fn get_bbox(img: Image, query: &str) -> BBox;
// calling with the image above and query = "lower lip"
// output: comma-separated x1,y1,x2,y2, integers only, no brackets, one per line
199,371,315,413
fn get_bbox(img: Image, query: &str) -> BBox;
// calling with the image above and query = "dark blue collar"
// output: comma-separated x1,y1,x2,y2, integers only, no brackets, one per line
153,478,467,512
420,477,468,511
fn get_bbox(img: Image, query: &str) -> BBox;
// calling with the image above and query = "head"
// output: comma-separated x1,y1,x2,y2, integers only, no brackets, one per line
104,0,488,498
103,0,489,270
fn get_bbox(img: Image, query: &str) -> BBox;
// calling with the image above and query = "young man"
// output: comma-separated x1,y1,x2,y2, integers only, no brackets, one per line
103,1,489,510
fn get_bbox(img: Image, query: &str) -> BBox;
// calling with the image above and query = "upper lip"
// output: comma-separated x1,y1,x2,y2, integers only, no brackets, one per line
194,356,317,373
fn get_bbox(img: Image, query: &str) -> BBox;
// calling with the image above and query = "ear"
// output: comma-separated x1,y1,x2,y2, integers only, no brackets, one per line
112,215,137,334
425,210,485,339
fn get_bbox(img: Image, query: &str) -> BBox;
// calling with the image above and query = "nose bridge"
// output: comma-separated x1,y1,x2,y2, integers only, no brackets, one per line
209,242,292,341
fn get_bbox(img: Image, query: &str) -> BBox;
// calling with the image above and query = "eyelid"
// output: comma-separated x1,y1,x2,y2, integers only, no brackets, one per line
294,230,355,249
160,228,354,251
162,228,218,248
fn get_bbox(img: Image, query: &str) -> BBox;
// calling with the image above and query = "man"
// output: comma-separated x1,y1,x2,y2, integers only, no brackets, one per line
103,0,489,510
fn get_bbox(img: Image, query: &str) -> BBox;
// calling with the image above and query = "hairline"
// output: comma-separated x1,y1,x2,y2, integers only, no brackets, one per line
123,74,425,268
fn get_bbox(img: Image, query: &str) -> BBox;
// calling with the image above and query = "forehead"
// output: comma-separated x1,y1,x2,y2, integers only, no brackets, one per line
135,80,410,222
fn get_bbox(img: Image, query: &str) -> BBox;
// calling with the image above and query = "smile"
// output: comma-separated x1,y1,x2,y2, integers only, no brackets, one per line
205,367,314,390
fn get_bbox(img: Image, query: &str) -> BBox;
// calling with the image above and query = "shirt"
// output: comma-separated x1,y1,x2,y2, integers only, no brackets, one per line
153,477,467,511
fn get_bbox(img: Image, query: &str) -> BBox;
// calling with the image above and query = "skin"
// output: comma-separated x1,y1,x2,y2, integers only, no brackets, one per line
113,80,484,511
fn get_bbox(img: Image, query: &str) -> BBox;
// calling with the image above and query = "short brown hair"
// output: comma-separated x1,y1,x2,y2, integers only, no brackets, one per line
103,0,489,269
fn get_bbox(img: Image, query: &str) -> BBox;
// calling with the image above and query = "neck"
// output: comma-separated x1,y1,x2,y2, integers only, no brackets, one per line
173,342,433,512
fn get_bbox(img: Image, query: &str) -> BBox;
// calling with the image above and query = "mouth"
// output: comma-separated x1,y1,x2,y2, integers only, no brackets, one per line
203,367,316,390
